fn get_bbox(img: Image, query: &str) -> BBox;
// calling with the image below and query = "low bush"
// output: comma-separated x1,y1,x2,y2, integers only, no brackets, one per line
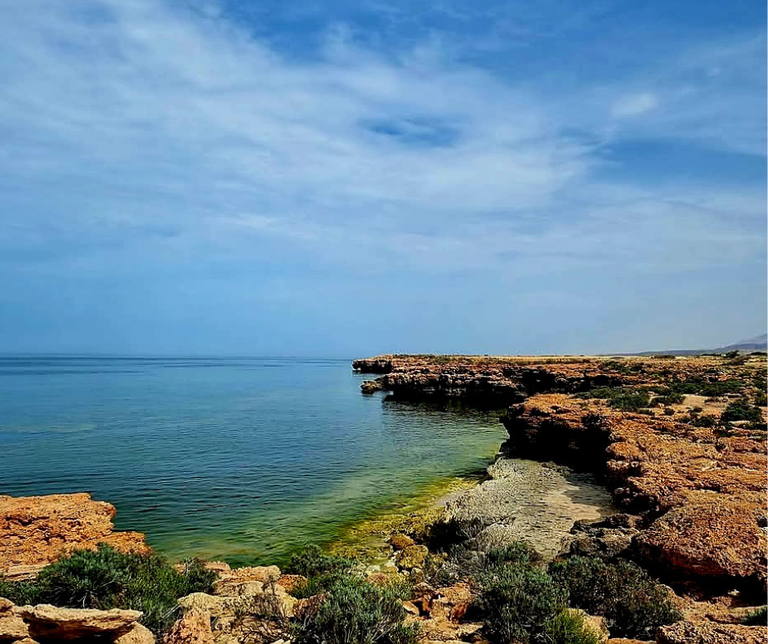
721,399,763,424
543,610,601,644
288,545,355,578
576,387,651,412
0,544,216,635
475,564,566,643
667,378,745,397
549,556,681,639
684,413,718,428
288,545,358,599
742,606,767,625
653,392,685,406
292,574,418,644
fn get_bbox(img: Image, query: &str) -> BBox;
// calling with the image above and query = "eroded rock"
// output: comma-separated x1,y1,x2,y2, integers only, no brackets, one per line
0,494,149,576
16,604,142,641
163,609,213,644
657,621,768,643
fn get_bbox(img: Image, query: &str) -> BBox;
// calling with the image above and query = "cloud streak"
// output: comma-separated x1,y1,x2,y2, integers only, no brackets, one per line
0,0,764,353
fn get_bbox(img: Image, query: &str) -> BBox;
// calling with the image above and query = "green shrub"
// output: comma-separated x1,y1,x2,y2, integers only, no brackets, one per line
0,545,215,635
667,378,745,397
288,545,355,578
755,390,767,407
293,574,417,644
576,387,652,412
742,606,767,625
475,564,566,643
0,578,43,606
653,392,685,406
485,542,542,569
721,399,763,424
543,610,601,644
685,413,718,428
549,557,681,639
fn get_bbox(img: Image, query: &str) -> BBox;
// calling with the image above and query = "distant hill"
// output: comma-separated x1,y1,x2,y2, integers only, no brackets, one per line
636,333,767,356
714,333,768,353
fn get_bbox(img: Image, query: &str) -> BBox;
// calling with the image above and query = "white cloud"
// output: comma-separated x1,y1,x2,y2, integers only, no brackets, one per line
0,0,763,284
611,92,659,118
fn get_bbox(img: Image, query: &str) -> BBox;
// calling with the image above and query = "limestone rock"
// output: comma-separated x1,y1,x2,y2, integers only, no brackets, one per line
635,499,767,581
0,494,149,576
115,622,156,644
0,607,29,641
163,609,213,644
657,621,767,643
16,604,142,641
224,566,281,585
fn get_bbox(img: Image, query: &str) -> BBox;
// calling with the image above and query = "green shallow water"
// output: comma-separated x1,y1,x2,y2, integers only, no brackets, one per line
0,356,507,566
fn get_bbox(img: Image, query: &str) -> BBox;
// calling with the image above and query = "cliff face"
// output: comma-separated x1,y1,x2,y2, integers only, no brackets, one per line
503,394,767,590
355,354,768,596
355,355,624,404
0,493,150,579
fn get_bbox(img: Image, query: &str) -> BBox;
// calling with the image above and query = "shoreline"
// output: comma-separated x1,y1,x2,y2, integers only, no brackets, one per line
1,353,766,644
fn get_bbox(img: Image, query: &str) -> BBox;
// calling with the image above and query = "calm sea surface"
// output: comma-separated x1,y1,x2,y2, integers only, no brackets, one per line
0,356,506,566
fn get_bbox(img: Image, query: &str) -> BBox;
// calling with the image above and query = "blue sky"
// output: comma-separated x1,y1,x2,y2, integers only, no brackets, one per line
0,0,765,356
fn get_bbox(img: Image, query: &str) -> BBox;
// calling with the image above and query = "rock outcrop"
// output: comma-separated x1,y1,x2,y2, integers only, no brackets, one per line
169,564,295,644
355,355,626,405
0,599,153,643
0,493,149,579
354,353,768,600
657,621,767,644
502,392,767,591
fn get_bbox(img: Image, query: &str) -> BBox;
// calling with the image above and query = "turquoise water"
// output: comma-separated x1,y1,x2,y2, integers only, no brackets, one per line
0,356,506,566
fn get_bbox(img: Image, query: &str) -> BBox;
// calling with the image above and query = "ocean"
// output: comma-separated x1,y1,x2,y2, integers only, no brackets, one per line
0,356,506,566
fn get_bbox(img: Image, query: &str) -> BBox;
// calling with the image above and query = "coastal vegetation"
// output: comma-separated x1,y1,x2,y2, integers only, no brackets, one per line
293,575,418,644
0,544,216,635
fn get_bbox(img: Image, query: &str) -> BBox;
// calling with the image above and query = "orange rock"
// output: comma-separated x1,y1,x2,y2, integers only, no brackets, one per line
0,493,149,575
163,609,213,644
657,621,768,643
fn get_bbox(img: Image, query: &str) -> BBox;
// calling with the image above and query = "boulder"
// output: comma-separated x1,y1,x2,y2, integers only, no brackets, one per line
428,584,473,622
224,566,281,585
635,500,767,582
115,623,156,644
16,604,142,641
0,494,149,576
163,609,213,644
0,603,29,641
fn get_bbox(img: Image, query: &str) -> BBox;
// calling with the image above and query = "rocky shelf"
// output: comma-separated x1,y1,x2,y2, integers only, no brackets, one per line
357,353,768,598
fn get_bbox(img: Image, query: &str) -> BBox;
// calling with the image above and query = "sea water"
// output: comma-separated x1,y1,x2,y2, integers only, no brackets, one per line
0,356,506,565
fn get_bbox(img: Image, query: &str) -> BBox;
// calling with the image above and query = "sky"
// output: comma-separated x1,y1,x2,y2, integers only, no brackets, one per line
0,0,765,356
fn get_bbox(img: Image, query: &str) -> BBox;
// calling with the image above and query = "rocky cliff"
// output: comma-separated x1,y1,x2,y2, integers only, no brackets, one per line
0,493,149,580
355,355,625,404
357,354,768,598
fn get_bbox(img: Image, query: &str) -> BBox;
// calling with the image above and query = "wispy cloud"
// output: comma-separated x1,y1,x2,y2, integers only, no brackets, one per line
0,0,764,353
